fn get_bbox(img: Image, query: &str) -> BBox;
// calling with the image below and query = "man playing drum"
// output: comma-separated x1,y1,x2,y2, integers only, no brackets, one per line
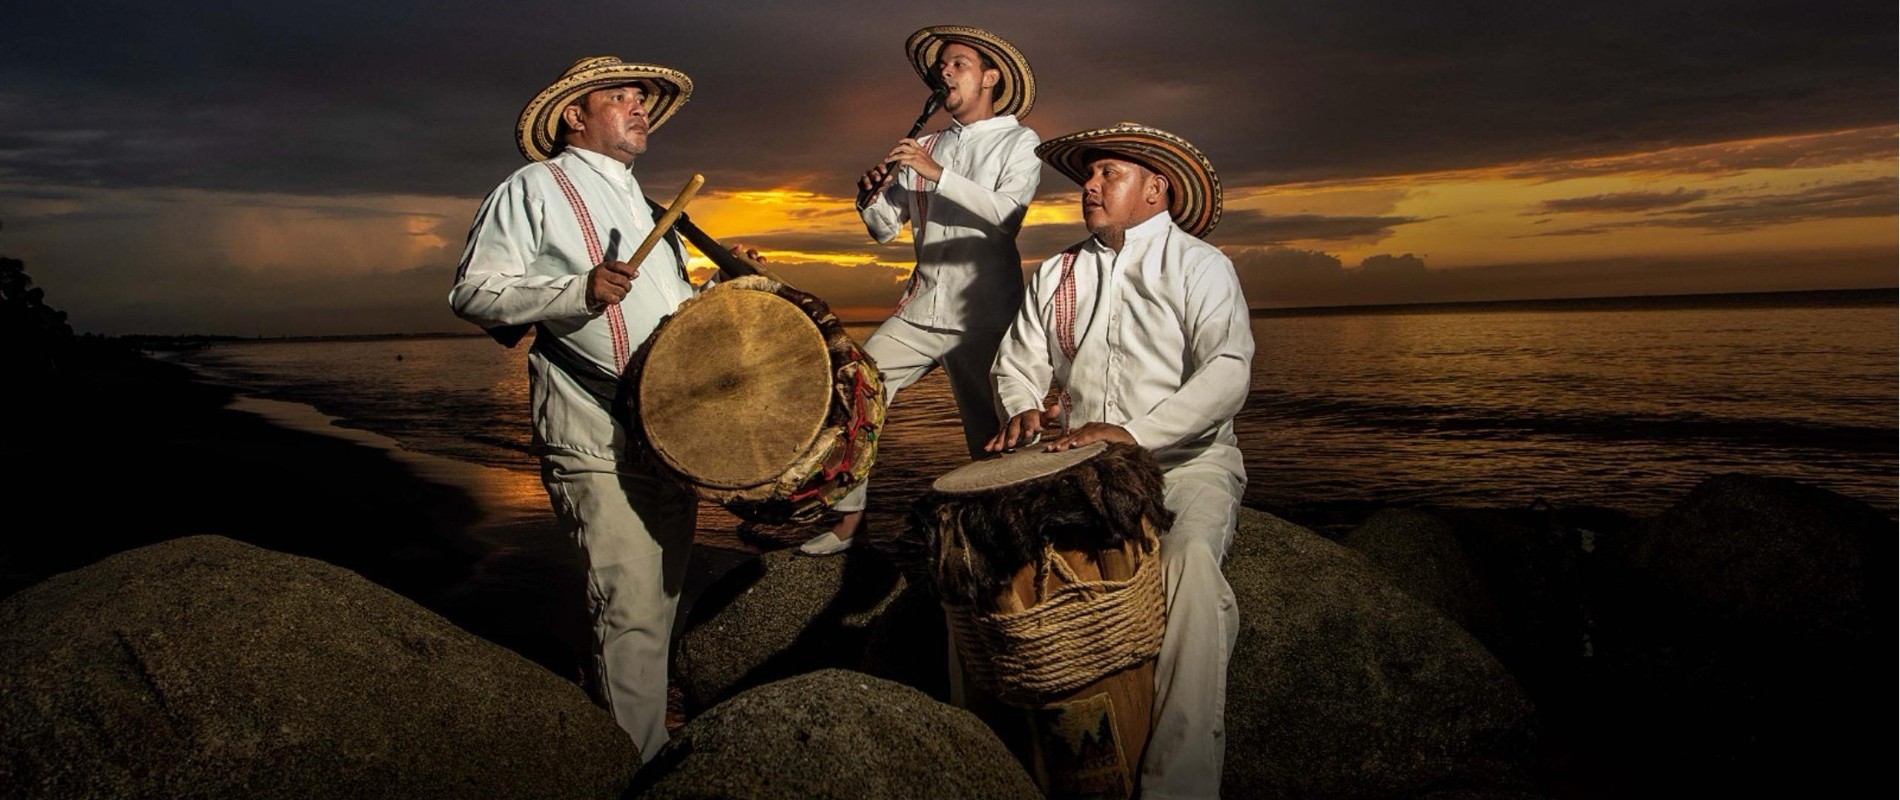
449,56,712,761
800,25,1043,556
986,123,1252,799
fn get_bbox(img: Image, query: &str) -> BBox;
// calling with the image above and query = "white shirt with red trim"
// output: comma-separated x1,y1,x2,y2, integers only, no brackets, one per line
993,211,1254,475
860,114,1041,332
450,146,693,460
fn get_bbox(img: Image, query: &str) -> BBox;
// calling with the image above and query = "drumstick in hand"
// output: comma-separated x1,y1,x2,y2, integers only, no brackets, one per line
627,173,706,269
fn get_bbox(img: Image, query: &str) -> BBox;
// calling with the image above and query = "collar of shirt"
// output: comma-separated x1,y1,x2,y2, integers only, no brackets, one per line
565,146,639,197
945,113,1018,136
1090,209,1174,252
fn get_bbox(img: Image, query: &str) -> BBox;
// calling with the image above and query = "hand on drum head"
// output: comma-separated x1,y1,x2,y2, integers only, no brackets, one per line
1043,421,1136,452
985,403,1062,453
585,258,641,312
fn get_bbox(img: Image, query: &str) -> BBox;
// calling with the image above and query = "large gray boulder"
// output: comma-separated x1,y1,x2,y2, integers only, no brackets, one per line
674,549,905,710
1343,508,1503,643
1584,474,1892,796
0,535,634,800
1627,473,1888,638
629,669,1040,800
1225,509,1540,798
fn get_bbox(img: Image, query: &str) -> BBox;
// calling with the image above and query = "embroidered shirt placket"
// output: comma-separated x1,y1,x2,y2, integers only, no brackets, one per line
546,162,633,372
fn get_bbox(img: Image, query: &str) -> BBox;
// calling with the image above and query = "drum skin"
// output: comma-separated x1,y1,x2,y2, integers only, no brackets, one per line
638,287,831,489
624,276,885,523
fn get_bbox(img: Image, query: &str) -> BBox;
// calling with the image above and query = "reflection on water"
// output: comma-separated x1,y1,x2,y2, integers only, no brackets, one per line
179,291,1898,534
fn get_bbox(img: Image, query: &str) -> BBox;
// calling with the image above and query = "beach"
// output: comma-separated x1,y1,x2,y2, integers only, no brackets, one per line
0,346,760,689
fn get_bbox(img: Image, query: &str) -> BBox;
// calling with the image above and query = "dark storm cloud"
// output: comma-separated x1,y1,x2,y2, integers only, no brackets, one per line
1231,245,1897,308
1211,209,1427,245
1536,188,1710,214
2,0,1892,201
1497,126,1898,181
1530,177,1899,236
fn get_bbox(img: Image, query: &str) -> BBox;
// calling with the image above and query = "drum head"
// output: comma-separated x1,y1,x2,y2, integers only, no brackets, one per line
638,285,832,489
931,442,1109,495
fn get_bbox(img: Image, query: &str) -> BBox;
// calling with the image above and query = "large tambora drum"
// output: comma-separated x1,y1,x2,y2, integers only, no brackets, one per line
911,442,1173,800
624,275,886,523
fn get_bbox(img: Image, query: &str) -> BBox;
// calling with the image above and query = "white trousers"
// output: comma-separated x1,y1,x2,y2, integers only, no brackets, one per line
1142,457,1243,800
834,317,1007,513
540,447,697,762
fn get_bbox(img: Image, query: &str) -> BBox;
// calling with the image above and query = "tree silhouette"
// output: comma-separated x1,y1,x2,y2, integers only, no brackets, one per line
1,220,77,374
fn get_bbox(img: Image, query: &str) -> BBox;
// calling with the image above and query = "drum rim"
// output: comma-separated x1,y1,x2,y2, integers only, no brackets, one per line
930,441,1110,494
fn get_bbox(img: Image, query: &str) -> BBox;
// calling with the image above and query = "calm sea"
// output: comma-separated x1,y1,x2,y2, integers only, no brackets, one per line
172,290,1899,538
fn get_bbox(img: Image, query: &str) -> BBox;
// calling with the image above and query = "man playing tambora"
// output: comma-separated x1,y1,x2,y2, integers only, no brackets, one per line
450,56,728,762
988,123,1252,799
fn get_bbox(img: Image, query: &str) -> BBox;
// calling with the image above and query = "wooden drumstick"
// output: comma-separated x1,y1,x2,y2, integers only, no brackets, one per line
627,173,706,269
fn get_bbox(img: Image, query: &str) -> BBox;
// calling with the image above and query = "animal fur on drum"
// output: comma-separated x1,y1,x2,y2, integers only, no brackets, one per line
904,443,1174,612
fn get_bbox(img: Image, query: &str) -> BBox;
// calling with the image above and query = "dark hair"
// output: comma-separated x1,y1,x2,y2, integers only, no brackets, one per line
978,52,1004,101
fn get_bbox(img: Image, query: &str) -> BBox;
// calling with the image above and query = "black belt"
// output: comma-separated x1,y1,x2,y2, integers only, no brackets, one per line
531,330,625,410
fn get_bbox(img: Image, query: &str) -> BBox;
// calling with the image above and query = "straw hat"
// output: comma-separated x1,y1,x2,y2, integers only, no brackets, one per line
1034,122,1223,238
515,56,693,162
904,25,1035,120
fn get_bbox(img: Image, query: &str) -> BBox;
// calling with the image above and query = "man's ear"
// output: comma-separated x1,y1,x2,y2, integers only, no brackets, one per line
983,67,1000,89
561,102,586,132
1149,173,1170,206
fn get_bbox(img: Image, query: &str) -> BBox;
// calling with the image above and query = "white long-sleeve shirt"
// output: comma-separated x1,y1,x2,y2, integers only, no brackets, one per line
861,114,1041,332
993,211,1255,475
450,146,694,460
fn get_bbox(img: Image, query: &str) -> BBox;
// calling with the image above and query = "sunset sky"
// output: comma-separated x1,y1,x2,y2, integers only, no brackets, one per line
2,1,1894,336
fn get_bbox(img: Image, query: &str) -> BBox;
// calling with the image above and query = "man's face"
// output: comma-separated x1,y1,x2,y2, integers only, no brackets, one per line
934,43,997,118
562,83,650,164
1081,154,1168,236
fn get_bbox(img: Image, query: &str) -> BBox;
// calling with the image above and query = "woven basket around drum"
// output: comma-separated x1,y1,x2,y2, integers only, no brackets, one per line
944,527,1166,705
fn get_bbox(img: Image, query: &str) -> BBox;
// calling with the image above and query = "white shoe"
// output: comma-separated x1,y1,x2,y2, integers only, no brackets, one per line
798,530,855,556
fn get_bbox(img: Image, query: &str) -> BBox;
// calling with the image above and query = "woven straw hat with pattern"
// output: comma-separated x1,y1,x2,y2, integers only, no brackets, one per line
515,56,693,162
904,25,1035,120
1035,122,1223,239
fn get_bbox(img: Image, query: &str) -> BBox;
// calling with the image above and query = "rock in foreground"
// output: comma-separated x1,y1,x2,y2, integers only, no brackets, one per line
631,669,1040,800
1225,510,1540,798
0,535,633,800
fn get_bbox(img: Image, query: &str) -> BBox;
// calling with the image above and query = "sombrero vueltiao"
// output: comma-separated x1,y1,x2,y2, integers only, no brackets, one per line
1035,122,1223,239
904,25,1035,120
515,56,694,162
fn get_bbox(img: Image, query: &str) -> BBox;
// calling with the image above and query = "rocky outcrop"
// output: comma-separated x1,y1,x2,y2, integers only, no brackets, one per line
1627,473,1887,638
1343,508,1503,642
0,535,634,800
1224,509,1540,799
1580,474,1892,797
674,548,906,710
629,669,1040,800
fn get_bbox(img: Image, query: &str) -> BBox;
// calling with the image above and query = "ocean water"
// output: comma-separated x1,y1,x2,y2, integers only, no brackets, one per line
173,290,1898,534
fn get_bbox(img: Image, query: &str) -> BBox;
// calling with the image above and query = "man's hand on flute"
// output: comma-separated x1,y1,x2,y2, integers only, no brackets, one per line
882,138,944,183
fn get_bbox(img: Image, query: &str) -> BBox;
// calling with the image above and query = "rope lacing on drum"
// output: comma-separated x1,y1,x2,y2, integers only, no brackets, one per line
943,528,1167,704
